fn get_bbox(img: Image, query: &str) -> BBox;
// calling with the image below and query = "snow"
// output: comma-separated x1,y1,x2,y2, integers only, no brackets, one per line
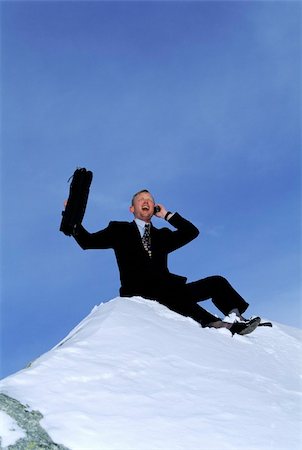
0,411,26,447
0,296,301,450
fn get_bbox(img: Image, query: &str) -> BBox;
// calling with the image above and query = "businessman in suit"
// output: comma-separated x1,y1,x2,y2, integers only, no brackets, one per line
72,189,261,335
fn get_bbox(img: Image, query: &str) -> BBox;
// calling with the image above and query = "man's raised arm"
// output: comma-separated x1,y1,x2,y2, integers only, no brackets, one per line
72,223,114,250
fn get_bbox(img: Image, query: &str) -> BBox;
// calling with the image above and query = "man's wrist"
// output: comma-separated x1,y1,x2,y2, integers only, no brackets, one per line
164,211,173,221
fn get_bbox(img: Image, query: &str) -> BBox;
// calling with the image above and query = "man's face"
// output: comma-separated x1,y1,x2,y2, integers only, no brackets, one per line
130,192,155,222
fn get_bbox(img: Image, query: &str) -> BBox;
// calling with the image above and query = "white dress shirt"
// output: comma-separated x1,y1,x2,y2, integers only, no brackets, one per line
134,218,150,238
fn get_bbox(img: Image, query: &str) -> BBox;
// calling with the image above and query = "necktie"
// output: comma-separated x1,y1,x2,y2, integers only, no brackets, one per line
142,223,152,258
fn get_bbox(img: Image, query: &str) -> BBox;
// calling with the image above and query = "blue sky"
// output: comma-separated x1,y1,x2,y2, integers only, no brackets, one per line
1,1,301,378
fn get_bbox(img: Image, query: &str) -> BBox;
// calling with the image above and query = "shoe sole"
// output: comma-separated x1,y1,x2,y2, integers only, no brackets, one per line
237,317,261,335
258,322,273,327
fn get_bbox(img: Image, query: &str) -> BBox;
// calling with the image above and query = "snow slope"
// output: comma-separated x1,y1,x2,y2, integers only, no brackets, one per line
1,296,301,450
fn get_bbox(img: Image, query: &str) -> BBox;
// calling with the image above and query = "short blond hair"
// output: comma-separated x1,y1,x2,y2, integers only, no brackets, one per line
131,189,153,206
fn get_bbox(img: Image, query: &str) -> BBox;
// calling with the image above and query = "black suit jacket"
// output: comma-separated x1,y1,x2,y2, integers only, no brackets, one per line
74,213,199,300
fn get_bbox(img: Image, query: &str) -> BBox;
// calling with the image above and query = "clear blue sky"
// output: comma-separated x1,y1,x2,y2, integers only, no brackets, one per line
1,1,301,378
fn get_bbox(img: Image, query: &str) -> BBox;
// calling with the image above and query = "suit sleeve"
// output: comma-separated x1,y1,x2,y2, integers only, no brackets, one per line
163,212,199,253
72,222,115,250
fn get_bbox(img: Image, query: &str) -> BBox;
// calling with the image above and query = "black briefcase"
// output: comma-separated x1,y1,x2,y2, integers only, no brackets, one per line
60,167,93,236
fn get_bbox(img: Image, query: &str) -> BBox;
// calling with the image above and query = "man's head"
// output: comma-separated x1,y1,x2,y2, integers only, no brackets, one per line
130,189,155,222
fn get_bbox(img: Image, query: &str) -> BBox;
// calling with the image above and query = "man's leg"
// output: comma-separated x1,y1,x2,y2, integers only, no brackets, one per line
156,291,221,326
157,282,260,335
167,298,222,326
185,275,249,318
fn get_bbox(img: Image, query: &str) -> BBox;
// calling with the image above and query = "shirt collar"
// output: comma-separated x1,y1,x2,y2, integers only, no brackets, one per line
134,218,151,229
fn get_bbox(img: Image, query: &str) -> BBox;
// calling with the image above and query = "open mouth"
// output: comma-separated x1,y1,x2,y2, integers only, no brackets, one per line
142,205,150,211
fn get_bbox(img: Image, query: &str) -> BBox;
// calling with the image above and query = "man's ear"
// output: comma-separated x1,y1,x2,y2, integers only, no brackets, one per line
129,205,134,214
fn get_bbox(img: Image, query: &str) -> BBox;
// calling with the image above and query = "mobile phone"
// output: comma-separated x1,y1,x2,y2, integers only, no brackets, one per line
154,205,161,214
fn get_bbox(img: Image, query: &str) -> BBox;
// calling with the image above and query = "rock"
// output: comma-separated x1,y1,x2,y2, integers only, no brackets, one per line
0,394,69,450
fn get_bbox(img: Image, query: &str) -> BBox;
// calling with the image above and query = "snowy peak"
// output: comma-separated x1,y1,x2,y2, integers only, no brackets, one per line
1,296,301,450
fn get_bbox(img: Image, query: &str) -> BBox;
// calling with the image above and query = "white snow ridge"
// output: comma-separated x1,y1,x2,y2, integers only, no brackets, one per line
1,296,301,450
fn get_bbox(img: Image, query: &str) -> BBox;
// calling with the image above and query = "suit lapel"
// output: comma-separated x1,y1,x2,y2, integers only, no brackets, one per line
149,224,162,259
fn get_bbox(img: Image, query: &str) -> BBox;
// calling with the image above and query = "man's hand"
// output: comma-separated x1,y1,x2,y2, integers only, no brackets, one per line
154,203,169,219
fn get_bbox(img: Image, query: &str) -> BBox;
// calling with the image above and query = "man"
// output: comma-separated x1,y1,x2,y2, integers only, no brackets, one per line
72,189,261,335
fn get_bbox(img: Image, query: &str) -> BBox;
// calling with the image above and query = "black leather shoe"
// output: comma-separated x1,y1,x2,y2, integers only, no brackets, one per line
229,317,261,336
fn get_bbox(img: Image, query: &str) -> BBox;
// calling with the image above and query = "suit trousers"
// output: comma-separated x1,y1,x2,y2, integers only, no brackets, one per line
160,275,249,327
